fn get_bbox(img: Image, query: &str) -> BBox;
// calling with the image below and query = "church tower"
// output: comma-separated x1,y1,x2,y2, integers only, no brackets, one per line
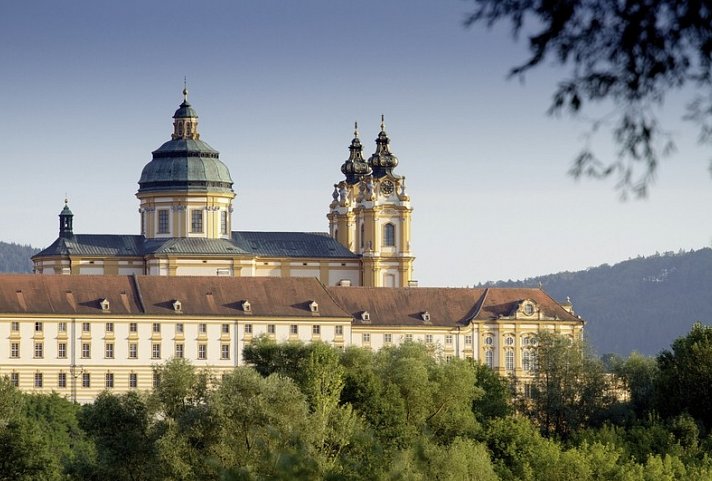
328,117,414,287
136,88,235,240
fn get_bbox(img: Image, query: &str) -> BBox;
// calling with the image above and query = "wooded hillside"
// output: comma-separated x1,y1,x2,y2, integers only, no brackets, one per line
0,241,39,273
481,248,712,355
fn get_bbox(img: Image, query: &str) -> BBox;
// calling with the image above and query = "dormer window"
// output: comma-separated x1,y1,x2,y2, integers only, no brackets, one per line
173,300,182,313
100,298,110,312
361,311,371,322
309,301,319,313
421,311,431,322
242,300,251,312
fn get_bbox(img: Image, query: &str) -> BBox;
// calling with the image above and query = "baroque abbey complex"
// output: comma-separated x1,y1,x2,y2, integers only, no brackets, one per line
33,89,412,287
0,90,584,402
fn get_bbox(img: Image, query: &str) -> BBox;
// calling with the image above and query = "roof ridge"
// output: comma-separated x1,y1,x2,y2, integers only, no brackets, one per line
468,287,489,323
319,280,354,319
131,274,146,314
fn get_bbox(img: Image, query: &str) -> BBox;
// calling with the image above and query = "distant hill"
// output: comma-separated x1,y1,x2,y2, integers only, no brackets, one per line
480,248,712,356
0,241,40,273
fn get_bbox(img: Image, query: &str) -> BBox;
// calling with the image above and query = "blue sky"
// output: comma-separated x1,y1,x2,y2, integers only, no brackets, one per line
2,0,710,286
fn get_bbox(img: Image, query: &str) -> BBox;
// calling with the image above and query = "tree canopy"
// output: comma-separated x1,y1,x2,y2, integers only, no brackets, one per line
4,328,712,480
465,0,712,197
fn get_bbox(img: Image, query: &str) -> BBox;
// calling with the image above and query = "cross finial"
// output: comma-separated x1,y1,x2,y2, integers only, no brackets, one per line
354,121,359,137
380,114,385,131
183,77,188,101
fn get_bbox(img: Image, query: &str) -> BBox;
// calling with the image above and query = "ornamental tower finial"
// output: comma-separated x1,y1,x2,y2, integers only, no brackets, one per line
341,121,372,184
369,115,399,178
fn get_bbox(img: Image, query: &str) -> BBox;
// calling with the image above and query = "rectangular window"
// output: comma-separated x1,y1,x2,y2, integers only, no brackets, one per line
82,343,91,359
290,324,298,335
58,342,67,359
335,325,344,336
58,372,67,388
129,343,138,359
198,344,207,360
405,334,413,342
191,210,203,233
222,323,230,334
152,343,161,359
11,321,19,332
198,323,207,334
129,373,138,389
175,343,184,358
158,209,169,234
267,324,276,335
243,324,252,334
445,334,453,345
105,322,114,333
58,322,66,333
425,334,433,344
465,335,473,345
176,323,184,334
105,373,114,389
34,342,44,358
82,322,90,333
35,321,43,332
312,325,320,336
82,373,91,388
152,323,161,334
220,210,228,235
34,372,43,388
384,333,392,344
10,373,19,387
153,372,161,388
105,343,114,359
362,333,370,343
221,344,230,360
10,342,19,358
129,322,138,333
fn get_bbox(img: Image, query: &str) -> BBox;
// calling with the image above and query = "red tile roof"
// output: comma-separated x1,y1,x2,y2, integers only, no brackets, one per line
0,276,582,326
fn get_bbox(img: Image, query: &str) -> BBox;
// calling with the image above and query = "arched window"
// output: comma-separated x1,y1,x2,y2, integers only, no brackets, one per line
522,349,534,372
485,350,494,368
360,223,365,249
383,223,395,247
505,350,514,372
333,228,338,240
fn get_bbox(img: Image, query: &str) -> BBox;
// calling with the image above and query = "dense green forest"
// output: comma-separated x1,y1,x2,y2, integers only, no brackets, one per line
0,241,39,273
3,325,712,481
481,248,712,356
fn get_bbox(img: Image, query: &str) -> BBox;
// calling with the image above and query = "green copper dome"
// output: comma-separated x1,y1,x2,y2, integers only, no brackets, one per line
137,93,234,194
138,139,234,194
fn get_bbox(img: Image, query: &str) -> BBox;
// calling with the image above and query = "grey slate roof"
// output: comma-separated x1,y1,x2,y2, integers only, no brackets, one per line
33,231,358,260
232,231,358,258
34,235,144,258
143,237,248,255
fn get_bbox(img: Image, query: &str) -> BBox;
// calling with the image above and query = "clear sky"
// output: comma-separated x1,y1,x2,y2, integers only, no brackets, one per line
1,0,710,286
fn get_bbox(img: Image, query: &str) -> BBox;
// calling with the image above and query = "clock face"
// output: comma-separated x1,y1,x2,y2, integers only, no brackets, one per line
381,180,394,195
